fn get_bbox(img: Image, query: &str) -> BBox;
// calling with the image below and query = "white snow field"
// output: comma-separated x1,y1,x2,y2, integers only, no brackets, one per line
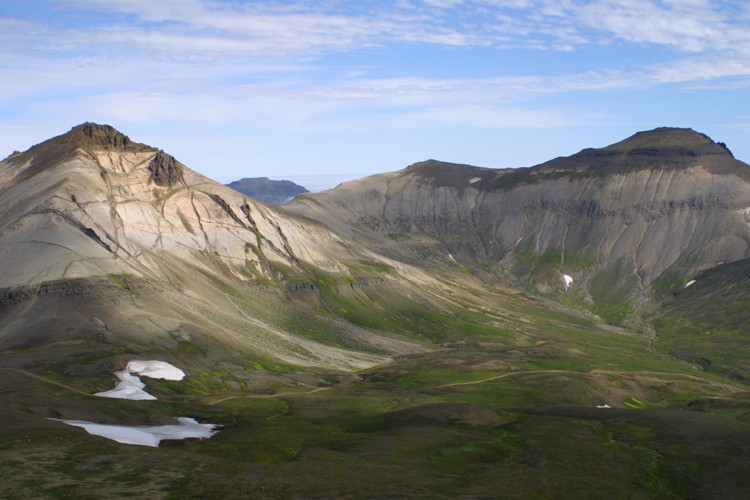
128,360,186,380
55,417,218,447
95,360,186,400
59,360,220,446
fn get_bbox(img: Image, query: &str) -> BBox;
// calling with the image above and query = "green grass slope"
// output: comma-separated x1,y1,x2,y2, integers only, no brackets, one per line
2,265,749,498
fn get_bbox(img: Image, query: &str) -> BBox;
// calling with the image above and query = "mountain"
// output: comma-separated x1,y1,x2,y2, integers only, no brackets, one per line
226,177,309,205
3,124,750,498
287,127,750,324
0,122,433,370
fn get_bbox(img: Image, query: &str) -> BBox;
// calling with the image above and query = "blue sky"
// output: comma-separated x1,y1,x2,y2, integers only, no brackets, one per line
2,1,749,190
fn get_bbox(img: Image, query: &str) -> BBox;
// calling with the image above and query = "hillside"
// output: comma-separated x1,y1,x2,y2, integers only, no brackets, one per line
287,128,750,324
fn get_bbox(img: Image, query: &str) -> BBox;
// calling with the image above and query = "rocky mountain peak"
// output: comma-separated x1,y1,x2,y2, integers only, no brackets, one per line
41,122,155,154
68,122,146,151
536,127,740,177
2,122,156,183
603,127,733,157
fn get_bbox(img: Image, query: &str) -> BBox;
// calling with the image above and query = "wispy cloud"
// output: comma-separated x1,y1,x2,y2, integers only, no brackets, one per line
2,0,750,175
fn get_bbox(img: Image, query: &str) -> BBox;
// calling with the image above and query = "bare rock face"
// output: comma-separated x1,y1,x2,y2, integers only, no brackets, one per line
147,150,183,187
286,128,750,315
72,122,145,151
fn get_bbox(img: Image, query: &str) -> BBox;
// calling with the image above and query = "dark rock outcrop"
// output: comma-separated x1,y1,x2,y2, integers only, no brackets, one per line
148,150,184,188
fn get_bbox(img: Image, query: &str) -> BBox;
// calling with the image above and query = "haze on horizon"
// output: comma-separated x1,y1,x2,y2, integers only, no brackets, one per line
1,0,749,191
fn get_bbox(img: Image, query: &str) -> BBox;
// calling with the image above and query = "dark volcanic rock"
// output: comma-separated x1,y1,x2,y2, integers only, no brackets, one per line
72,122,143,151
148,150,184,187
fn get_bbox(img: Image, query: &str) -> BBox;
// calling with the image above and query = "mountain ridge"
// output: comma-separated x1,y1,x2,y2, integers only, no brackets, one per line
287,127,750,324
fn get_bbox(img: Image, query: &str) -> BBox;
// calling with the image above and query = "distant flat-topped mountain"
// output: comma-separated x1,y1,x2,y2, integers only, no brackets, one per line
226,177,308,205
287,127,750,323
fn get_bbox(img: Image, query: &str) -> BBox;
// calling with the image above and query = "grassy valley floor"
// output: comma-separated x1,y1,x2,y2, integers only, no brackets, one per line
2,279,749,499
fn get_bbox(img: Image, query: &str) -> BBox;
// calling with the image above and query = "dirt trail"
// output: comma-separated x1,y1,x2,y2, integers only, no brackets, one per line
0,367,334,405
0,367,91,396
432,368,745,393
433,369,574,388
4,365,742,408
589,369,744,393
208,387,332,405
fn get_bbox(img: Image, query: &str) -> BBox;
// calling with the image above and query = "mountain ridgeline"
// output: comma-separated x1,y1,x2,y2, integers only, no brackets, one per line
287,128,750,323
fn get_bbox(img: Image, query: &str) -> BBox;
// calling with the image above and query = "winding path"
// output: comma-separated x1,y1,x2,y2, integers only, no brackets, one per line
431,367,744,393
207,387,332,406
0,367,91,396
2,365,744,407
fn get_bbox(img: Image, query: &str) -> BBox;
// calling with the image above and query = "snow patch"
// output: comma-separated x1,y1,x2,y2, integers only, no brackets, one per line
563,274,573,290
596,404,611,409
95,370,157,400
684,279,696,288
448,253,457,263
469,177,481,184
95,360,186,401
128,360,185,381
54,417,218,447
62,360,219,446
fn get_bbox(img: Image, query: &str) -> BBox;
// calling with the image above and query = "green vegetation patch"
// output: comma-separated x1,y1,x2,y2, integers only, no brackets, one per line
589,259,636,325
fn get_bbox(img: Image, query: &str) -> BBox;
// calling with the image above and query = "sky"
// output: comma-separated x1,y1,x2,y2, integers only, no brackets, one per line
1,0,749,191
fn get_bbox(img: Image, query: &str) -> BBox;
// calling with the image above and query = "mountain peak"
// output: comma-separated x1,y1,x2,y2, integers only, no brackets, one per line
4,123,158,183
24,122,156,159
68,122,137,150
59,122,155,153
604,127,733,156
535,127,740,176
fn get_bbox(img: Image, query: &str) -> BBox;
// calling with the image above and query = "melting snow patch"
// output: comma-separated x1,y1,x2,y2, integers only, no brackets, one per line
596,404,611,409
128,360,185,381
563,274,574,290
469,177,481,184
95,370,157,400
67,360,219,446
95,360,186,401
685,279,696,288
54,417,219,447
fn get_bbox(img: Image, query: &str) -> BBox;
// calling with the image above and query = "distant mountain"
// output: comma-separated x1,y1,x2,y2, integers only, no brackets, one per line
226,177,308,205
